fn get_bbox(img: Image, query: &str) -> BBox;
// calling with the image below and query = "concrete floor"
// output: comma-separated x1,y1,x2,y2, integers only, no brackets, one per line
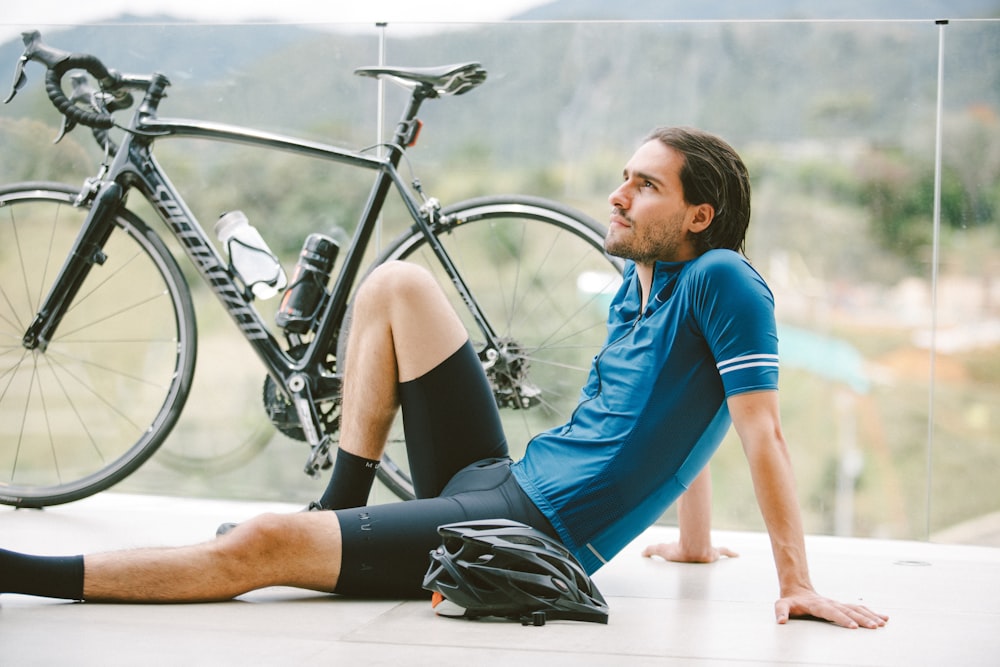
2,493,998,666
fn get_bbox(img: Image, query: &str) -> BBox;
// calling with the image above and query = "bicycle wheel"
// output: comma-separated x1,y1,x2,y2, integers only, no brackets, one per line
0,182,197,507
354,195,623,500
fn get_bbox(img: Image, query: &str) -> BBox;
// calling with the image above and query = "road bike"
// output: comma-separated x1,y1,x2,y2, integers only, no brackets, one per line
0,31,623,508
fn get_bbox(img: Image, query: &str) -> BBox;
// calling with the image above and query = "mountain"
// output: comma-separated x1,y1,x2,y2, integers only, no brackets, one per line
1,15,328,83
514,0,1000,20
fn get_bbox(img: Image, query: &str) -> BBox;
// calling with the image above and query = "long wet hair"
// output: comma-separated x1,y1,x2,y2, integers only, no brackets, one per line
645,127,751,256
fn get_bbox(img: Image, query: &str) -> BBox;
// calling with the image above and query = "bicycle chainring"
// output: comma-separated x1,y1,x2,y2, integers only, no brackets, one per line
262,347,340,443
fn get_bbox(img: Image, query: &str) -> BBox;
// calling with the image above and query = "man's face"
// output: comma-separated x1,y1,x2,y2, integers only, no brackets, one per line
604,140,700,265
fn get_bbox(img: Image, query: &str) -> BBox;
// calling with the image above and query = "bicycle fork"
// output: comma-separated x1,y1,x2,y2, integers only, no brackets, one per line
21,180,123,353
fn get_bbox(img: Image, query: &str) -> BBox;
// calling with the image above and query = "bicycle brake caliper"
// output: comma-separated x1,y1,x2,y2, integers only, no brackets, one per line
419,197,441,225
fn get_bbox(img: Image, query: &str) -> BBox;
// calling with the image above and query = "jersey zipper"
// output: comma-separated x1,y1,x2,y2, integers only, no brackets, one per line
556,313,642,435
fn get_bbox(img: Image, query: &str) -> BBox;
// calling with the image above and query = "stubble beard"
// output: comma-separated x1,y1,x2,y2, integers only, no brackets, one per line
604,208,686,264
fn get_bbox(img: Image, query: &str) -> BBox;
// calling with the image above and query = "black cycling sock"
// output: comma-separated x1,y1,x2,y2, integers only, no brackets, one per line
316,448,381,510
0,548,84,600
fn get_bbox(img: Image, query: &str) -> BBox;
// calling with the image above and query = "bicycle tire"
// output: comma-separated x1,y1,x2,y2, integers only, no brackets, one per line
349,195,624,500
0,182,197,507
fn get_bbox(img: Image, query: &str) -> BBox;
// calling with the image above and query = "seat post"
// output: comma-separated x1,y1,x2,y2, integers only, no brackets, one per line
387,84,433,165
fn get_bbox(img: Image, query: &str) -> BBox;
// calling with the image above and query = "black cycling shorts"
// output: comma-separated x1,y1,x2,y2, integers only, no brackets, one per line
333,341,555,598
334,457,555,598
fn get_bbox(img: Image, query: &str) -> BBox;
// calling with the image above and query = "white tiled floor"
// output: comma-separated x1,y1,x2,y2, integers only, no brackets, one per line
2,493,998,666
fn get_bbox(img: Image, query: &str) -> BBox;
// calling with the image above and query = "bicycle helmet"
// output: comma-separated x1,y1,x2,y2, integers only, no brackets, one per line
422,519,609,625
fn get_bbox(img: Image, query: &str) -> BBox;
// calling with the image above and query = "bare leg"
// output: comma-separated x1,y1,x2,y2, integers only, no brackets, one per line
336,261,469,462
84,511,343,602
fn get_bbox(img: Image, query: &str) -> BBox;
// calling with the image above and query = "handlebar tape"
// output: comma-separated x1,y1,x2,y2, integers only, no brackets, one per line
21,31,126,130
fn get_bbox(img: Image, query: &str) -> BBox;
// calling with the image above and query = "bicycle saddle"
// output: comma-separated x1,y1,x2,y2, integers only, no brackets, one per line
354,63,487,96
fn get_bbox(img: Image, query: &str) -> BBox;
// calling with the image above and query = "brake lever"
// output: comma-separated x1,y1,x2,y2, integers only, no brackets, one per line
54,115,77,144
4,55,28,104
53,73,108,144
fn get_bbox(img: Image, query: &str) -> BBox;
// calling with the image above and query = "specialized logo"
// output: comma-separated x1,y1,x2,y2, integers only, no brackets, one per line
148,181,270,340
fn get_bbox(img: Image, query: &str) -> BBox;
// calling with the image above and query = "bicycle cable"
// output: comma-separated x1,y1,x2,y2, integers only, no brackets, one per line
359,141,427,201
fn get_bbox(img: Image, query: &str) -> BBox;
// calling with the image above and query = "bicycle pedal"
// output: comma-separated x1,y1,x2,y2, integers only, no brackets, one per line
304,437,333,477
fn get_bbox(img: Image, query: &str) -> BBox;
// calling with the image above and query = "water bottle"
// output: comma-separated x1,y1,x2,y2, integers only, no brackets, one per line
276,233,339,333
215,211,287,300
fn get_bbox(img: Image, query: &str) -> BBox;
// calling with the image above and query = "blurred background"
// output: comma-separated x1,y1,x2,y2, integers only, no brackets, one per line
1,1,998,546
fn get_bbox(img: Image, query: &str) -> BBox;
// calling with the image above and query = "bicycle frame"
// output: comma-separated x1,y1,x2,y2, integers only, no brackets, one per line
24,71,498,457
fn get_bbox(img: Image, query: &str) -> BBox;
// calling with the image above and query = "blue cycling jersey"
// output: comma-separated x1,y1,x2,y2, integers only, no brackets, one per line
511,249,779,573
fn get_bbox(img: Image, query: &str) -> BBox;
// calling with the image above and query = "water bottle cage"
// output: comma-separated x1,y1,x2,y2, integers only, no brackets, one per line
276,266,331,334
288,271,329,319
225,236,284,300
306,289,330,330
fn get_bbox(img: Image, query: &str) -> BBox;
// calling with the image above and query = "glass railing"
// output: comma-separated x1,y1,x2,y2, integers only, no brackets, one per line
0,18,996,545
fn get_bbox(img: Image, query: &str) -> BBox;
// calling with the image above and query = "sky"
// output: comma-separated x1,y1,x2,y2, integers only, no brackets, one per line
1,0,550,43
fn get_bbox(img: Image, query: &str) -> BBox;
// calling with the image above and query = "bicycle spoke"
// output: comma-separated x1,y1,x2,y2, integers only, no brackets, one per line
0,281,26,334
52,289,174,343
33,364,63,486
48,345,173,390
499,218,528,336
62,244,146,316
39,351,107,460
8,209,33,325
8,358,37,484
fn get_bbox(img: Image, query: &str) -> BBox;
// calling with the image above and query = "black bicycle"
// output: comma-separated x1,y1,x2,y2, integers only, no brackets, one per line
0,31,623,508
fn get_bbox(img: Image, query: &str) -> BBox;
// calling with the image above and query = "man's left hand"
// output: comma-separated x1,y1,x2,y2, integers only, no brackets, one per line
642,541,738,564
